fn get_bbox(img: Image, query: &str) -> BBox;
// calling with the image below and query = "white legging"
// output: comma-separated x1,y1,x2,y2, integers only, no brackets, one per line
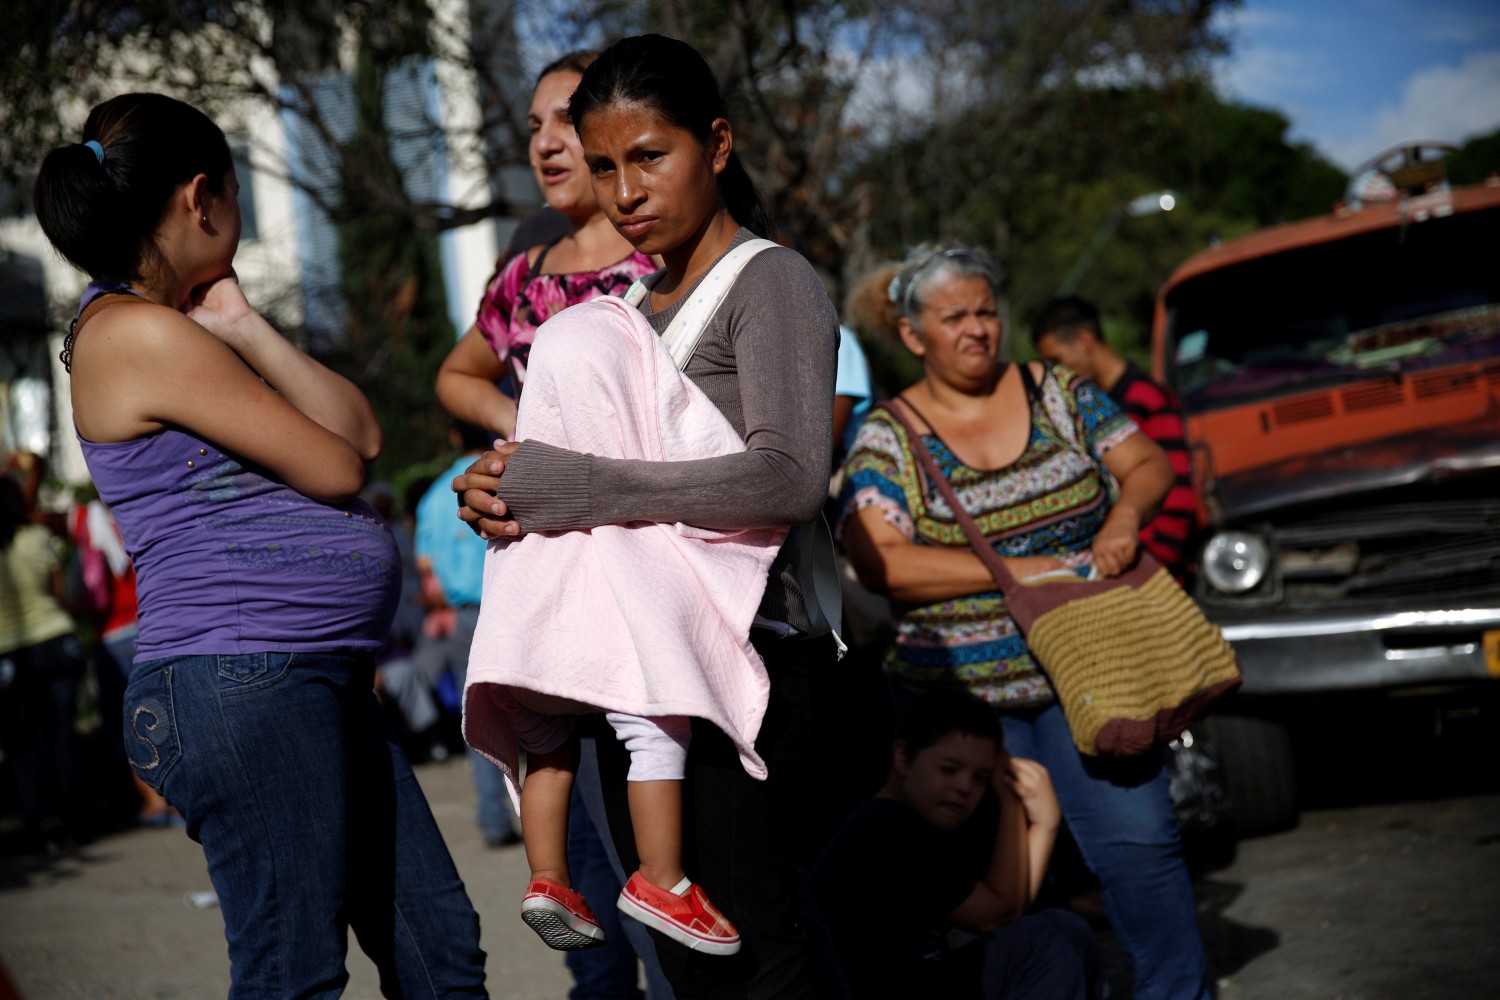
499,688,691,782
604,711,692,782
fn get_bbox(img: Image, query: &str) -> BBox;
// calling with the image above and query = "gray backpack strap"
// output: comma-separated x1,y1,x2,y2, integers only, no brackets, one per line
626,239,844,652
785,516,847,655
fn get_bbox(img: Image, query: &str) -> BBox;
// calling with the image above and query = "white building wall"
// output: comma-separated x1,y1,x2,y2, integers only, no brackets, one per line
433,1,502,337
3,0,533,488
226,100,306,329
1,215,96,486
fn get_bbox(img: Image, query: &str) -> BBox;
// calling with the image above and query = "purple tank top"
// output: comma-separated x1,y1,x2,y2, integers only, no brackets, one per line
74,287,399,660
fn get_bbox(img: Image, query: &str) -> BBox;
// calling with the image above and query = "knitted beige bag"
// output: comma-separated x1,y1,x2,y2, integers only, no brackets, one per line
881,389,1241,756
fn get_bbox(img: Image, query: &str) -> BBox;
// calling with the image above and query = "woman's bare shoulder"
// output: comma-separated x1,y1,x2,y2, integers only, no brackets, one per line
72,299,204,366
70,302,220,440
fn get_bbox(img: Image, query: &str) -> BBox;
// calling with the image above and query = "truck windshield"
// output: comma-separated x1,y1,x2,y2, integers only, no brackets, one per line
1164,204,1500,410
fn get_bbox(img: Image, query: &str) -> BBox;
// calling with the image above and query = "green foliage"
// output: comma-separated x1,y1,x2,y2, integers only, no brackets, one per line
332,47,455,479
1448,128,1500,187
9,0,1347,465
853,78,1347,392
0,0,210,210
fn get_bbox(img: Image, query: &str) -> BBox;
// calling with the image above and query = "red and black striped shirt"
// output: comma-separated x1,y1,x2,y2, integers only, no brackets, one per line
1109,363,1196,573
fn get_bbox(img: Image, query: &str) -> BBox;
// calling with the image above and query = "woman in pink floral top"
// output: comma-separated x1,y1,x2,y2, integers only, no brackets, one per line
473,242,655,392
437,51,656,439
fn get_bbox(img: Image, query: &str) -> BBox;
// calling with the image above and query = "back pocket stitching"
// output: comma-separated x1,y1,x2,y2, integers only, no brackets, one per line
126,665,178,783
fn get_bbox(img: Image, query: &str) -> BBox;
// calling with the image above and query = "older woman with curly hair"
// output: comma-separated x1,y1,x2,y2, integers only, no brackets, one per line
837,241,1211,1000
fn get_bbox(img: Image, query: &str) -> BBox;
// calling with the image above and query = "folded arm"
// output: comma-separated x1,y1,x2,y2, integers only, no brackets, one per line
454,246,838,535
435,325,518,442
948,756,1061,933
186,276,380,461
74,296,369,503
842,505,1065,604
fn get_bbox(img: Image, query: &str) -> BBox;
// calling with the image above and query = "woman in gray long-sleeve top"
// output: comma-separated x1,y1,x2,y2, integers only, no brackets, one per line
455,33,840,1000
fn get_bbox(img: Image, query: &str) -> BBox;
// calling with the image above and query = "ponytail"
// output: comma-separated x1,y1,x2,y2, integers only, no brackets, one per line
719,154,772,239
32,142,124,278
33,93,232,284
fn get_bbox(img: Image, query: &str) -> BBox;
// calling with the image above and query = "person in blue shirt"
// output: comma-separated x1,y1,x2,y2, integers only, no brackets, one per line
414,420,518,847
833,324,874,466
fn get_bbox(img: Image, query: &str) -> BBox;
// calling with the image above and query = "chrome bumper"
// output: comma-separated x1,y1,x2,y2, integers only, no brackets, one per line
1218,608,1500,694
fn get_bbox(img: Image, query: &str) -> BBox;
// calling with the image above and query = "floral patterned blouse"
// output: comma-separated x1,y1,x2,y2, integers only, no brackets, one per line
474,241,657,388
836,364,1138,709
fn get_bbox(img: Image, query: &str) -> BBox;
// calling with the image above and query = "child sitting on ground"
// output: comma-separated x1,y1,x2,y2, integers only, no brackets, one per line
810,690,1101,999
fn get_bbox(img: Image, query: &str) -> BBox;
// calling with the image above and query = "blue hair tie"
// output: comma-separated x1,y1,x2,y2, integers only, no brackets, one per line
84,140,104,164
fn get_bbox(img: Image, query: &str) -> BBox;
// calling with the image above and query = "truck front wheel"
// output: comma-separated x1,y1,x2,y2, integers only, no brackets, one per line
1201,714,1299,836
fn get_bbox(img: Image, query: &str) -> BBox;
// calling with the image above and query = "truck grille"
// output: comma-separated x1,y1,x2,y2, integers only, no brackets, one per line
1271,484,1500,611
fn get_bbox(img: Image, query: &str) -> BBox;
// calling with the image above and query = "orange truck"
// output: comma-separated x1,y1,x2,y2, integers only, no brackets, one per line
1151,144,1500,832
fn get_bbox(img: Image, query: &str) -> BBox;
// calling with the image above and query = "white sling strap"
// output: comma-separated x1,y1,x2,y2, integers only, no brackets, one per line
622,237,779,370
622,236,845,651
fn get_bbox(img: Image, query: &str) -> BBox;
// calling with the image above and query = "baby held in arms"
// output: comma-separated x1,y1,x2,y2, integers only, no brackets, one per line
463,296,786,956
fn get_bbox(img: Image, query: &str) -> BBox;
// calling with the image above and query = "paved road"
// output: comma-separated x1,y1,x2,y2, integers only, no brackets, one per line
3,725,1498,999
1193,689,1500,1000
1196,794,1500,999
0,758,571,1000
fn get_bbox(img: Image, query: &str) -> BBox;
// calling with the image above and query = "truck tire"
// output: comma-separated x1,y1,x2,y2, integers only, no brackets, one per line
1201,714,1299,836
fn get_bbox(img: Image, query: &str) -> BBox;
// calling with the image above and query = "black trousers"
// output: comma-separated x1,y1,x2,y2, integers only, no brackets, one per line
0,632,85,833
594,630,840,1000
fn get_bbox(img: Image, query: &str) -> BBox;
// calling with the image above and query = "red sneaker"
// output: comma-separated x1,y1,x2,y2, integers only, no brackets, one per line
617,873,741,955
520,877,606,950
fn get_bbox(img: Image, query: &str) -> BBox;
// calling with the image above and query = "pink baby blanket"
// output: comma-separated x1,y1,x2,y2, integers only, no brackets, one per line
463,296,787,795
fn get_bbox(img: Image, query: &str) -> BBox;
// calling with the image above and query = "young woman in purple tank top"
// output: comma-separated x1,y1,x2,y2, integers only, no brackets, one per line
33,94,488,998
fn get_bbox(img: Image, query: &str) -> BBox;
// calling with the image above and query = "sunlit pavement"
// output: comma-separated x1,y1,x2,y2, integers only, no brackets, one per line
0,758,570,1000
3,756,1498,999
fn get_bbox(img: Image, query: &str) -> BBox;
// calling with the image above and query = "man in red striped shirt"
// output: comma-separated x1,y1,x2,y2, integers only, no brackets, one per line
1032,296,1197,575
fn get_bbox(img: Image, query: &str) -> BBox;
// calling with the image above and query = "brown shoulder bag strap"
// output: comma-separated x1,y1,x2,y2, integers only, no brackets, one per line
875,398,1021,594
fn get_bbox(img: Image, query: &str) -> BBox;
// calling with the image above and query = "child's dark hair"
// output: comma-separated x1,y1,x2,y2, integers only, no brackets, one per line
894,689,1003,758
33,93,233,284
568,34,773,238
1031,295,1101,348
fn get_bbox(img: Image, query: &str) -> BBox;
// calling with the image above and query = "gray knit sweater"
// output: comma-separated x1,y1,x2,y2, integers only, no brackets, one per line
498,228,839,630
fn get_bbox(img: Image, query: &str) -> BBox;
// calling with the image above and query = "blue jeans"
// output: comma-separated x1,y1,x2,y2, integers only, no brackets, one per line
1000,704,1209,1000
124,651,488,999
471,746,515,843
566,780,643,1000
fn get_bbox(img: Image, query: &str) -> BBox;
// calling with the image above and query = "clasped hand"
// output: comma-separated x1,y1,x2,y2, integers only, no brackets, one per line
184,272,256,347
452,444,522,539
1089,515,1140,578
